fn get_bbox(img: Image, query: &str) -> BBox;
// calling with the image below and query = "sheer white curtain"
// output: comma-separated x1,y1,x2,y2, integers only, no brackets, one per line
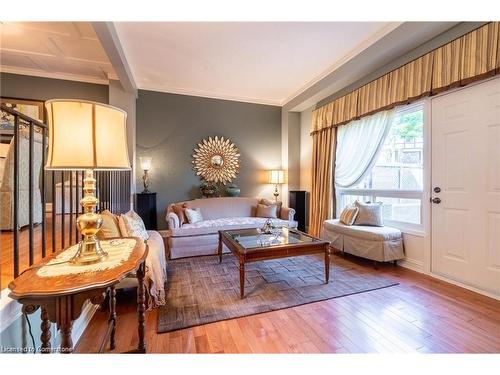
335,109,395,188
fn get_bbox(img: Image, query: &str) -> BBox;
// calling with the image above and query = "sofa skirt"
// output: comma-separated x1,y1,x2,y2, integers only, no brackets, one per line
169,233,231,259
322,227,404,262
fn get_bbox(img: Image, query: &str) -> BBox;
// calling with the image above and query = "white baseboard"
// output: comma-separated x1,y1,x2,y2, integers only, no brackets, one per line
0,289,22,332
1,287,98,347
397,259,499,301
429,272,500,301
398,258,424,273
71,302,99,345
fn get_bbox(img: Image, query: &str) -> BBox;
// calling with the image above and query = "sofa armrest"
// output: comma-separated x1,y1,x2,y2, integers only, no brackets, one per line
280,207,296,221
166,212,180,229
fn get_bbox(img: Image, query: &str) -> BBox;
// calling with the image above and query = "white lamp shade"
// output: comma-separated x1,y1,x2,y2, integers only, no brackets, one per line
45,99,130,170
139,156,152,171
269,170,285,184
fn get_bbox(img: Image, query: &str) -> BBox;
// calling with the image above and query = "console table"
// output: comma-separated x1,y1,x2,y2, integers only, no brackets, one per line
8,237,148,354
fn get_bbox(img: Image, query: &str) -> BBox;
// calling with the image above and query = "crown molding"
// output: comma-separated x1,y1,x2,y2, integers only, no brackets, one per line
0,66,113,85
138,84,282,107
282,22,402,106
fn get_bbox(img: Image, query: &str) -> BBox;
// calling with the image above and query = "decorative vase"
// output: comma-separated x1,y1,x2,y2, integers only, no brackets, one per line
225,183,240,197
200,182,219,198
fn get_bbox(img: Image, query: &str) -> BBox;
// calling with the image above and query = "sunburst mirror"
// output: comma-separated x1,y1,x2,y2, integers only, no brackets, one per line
192,136,240,184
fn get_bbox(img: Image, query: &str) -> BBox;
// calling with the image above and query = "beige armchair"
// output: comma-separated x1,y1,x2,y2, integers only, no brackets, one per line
0,129,44,230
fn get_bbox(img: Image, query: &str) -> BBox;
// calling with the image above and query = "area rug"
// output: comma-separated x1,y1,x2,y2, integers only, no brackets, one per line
157,254,398,333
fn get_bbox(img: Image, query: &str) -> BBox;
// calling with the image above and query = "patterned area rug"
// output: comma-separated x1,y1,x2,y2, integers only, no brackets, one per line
157,254,398,333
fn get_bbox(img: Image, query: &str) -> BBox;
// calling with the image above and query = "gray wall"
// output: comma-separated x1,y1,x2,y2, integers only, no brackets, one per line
136,90,282,229
0,72,108,103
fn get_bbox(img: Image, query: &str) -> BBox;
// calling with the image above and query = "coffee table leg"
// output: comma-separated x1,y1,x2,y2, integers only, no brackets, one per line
325,246,331,283
239,259,245,298
218,232,223,263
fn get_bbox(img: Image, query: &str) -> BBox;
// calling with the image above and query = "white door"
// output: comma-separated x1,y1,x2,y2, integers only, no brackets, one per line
431,77,500,297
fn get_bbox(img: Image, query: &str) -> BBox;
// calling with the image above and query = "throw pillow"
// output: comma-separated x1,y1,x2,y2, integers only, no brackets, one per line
339,205,359,226
172,203,188,224
97,210,122,240
185,207,204,224
353,201,384,227
119,210,149,240
256,203,278,219
260,198,282,217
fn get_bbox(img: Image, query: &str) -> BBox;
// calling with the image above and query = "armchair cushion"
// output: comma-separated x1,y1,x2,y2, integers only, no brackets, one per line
96,210,122,240
119,210,149,240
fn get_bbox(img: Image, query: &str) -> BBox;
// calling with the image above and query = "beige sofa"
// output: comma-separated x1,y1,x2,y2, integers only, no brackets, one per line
165,197,297,259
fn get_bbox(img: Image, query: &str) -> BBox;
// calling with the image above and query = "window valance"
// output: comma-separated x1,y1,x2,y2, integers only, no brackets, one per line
311,22,499,134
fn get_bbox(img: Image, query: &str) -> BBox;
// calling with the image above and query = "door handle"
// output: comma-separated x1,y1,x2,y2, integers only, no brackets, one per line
434,187,441,193
432,197,441,204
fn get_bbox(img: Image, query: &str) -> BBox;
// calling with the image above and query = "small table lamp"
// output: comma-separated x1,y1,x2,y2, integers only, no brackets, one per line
139,156,152,193
45,99,130,265
269,170,285,201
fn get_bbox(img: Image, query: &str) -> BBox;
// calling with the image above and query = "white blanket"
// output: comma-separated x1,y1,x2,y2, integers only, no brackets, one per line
145,230,167,308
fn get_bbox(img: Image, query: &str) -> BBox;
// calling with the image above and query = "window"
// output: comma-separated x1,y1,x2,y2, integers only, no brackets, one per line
337,102,425,229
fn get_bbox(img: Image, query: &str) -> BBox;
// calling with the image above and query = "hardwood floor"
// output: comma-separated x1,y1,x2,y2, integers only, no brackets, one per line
1,213,77,289
75,253,500,354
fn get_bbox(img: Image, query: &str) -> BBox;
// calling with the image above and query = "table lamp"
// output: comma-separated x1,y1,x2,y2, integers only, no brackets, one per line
45,99,130,265
139,156,152,193
269,170,285,201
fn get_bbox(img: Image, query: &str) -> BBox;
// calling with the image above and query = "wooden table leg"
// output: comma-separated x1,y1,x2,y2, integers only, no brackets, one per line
59,322,73,354
40,307,51,354
218,232,223,263
108,286,117,350
239,258,245,299
136,261,146,353
325,246,331,284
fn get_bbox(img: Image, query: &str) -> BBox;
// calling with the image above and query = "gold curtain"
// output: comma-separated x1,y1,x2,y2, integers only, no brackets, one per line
460,22,499,84
311,21,500,134
309,127,336,237
431,37,461,93
308,22,500,234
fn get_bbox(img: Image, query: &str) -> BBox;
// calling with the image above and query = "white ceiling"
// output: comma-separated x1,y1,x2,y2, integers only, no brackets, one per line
0,22,117,84
114,22,398,105
1,22,402,105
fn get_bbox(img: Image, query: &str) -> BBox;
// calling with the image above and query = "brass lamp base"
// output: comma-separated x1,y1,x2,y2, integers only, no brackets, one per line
70,236,108,265
273,184,280,202
70,169,108,266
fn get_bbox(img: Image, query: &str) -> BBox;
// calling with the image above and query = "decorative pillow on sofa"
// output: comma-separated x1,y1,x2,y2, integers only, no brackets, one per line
96,210,122,240
260,198,282,217
256,203,278,219
339,205,359,226
118,210,149,240
353,201,383,227
185,207,204,224
172,203,188,224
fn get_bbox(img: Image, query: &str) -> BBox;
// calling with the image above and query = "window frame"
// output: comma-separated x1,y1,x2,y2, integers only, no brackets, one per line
336,101,427,234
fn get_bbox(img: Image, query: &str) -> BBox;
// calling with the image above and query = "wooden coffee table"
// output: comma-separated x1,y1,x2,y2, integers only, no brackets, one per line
218,227,331,298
